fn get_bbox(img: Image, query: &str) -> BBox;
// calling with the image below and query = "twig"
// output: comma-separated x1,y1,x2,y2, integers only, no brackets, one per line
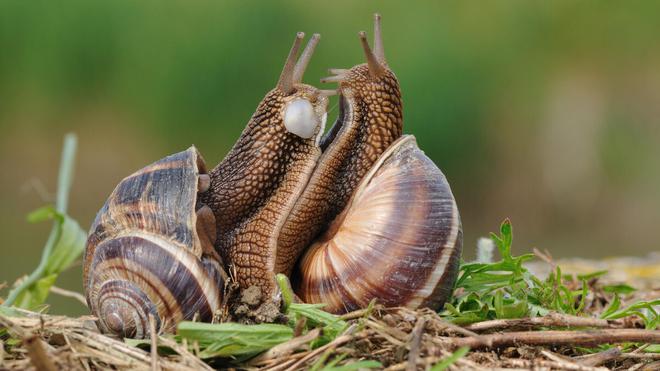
156,336,214,371
293,316,307,337
149,314,161,371
24,335,57,371
3,133,78,307
0,338,5,367
49,285,87,307
406,317,425,371
341,307,375,320
463,312,622,332
639,361,660,371
0,312,29,338
249,328,321,366
408,307,485,340
385,348,486,371
541,350,592,370
283,325,359,371
503,358,608,371
574,347,622,367
452,329,660,349
620,353,660,360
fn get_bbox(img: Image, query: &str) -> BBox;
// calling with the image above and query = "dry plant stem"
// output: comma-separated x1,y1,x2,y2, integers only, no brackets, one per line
249,327,321,366
620,353,660,360
262,358,297,371
540,350,600,371
406,317,426,371
156,336,214,371
149,314,160,371
385,349,487,371
49,285,87,307
24,335,57,371
574,347,622,367
410,308,484,340
640,361,660,371
341,308,372,320
505,358,608,371
283,325,359,371
293,316,307,337
462,312,621,332
452,329,660,349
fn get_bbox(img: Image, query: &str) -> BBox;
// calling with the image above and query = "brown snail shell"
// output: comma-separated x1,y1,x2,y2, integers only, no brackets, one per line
83,147,225,338
294,135,463,313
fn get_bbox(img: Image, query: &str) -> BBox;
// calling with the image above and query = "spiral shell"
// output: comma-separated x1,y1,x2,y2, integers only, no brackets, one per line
83,147,224,338
295,135,462,313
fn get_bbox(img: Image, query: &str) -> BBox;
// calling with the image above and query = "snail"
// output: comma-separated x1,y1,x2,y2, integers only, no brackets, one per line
280,15,462,313
83,147,226,338
84,15,463,338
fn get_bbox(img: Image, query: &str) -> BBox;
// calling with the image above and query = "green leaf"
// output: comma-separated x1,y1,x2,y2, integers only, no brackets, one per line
42,212,86,275
431,347,470,371
600,299,660,329
320,359,382,371
27,206,57,223
12,208,86,310
288,303,347,334
287,303,347,346
576,270,608,281
13,273,57,310
177,321,293,359
644,344,660,353
276,273,294,312
602,284,637,295
600,294,622,319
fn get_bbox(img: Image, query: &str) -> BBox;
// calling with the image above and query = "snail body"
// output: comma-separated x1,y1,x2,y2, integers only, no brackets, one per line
84,147,225,338
199,33,330,299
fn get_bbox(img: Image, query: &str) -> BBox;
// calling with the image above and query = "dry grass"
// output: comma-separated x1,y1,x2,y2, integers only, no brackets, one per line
1,300,658,371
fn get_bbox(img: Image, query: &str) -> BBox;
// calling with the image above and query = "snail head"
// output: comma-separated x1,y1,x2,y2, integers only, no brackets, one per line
255,32,332,143
320,14,403,151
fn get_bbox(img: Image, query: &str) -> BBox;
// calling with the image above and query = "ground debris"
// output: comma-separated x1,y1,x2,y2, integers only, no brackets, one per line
0,304,657,371
1,256,658,370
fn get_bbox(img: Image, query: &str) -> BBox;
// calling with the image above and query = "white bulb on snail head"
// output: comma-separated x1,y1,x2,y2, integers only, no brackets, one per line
284,99,317,139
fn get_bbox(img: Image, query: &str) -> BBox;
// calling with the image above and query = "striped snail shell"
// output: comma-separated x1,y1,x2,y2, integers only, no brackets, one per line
83,147,225,338
294,135,462,313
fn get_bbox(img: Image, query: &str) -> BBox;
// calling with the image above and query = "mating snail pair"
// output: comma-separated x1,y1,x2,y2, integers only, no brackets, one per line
83,15,463,339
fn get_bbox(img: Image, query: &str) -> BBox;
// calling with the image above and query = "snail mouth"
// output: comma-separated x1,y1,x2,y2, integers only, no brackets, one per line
319,94,349,152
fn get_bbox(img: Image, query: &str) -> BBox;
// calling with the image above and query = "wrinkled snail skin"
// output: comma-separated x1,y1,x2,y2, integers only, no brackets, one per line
275,17,403,276
84,148,225,338
199,33,329,298
295,136,463,313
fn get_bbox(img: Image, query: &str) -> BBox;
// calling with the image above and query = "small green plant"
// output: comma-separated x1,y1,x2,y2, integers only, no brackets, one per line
176,322,294,360
171,273,349,361
2,134,86,310
442,219,659,329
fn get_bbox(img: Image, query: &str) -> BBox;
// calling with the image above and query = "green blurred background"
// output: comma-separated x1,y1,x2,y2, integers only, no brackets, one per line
1,1,659,315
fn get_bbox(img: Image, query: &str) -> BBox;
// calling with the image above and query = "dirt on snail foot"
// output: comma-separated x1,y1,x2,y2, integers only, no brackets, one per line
227,285,287,325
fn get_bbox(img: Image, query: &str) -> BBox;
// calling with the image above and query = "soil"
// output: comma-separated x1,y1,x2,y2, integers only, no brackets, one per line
228,285,287,325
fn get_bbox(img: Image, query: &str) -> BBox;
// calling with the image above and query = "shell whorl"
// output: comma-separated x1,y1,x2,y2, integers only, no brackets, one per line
295,135,463,313
84,147,224,338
